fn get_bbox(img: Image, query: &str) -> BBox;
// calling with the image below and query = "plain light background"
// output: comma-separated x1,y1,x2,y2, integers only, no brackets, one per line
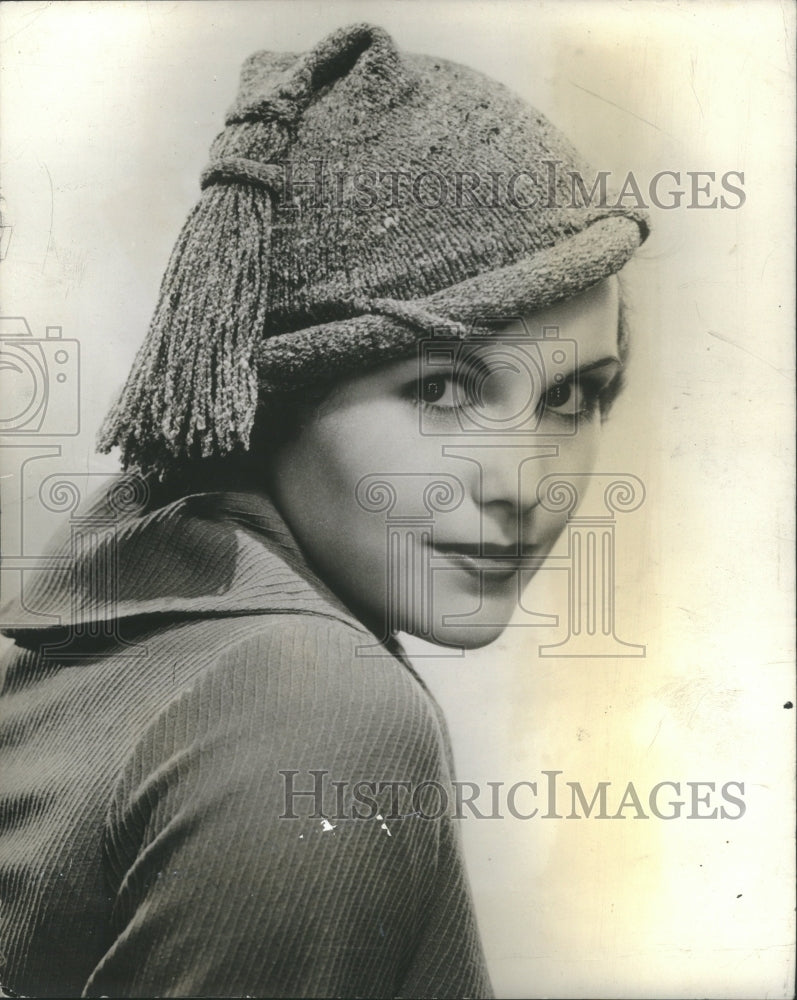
1,2,794,997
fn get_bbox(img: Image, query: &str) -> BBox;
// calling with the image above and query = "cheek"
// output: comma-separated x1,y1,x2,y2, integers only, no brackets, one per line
526,421,604,542
271,402,426,564
311,403,444,506
557,419,603,474
273,402,446,624
579,420,604,472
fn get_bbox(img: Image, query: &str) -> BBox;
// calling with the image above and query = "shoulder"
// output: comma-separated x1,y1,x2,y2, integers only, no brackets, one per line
201,612,445,760
119,612,447,801
107,613,452,881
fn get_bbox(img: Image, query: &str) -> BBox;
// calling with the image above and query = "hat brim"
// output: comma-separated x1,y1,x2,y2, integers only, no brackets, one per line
256,212,647,391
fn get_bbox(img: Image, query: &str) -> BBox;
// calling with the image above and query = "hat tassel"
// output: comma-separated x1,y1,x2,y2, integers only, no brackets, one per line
97,180,272,473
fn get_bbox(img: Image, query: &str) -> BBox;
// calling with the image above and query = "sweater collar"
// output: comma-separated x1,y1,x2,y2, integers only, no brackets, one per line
1,488,373,642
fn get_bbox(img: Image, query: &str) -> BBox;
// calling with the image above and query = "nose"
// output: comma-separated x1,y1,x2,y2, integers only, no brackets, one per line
479,440,559,505
446,442,560,540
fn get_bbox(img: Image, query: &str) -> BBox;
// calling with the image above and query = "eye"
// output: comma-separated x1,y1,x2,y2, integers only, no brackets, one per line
541,376,600,418
415,371,466,411
416,353,496,412
419,375,449,405
543,380,573,410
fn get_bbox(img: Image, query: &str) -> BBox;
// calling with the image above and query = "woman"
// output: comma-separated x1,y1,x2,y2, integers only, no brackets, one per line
0,23,647,999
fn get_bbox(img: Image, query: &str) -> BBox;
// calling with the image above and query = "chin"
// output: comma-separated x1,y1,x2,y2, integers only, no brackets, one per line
415,619,510,651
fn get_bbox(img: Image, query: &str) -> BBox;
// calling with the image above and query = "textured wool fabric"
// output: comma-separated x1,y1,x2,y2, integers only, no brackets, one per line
97,22,649,474
0,490,493,999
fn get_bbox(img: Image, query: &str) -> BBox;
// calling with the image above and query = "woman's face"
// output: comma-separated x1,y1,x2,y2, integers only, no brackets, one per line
269,278,621,648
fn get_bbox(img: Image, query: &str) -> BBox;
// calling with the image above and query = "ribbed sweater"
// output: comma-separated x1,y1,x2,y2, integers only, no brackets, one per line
0,489,492,999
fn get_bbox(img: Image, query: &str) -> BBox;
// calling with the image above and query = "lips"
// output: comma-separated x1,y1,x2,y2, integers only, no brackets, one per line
429,540,535,582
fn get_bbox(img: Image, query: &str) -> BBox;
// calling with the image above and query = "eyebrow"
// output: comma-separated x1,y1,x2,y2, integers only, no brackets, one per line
406,350,623,381
576,356,623,376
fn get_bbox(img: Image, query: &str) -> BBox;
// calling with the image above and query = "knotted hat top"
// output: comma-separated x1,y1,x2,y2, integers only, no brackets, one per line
98,23,649,474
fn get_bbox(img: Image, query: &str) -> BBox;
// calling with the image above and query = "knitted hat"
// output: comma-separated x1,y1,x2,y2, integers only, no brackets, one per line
98,22,649,473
